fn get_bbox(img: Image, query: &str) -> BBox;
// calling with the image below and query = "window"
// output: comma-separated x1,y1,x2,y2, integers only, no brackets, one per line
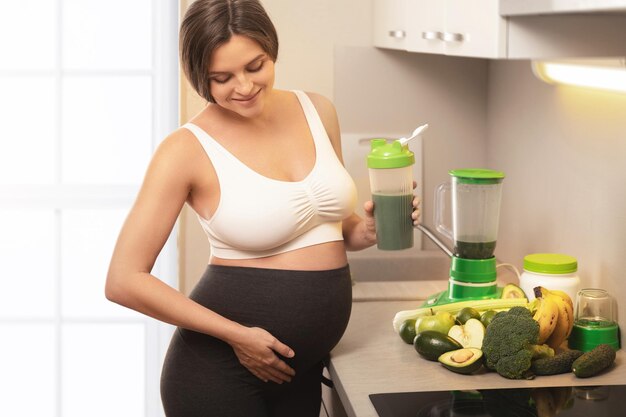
0,1,179,416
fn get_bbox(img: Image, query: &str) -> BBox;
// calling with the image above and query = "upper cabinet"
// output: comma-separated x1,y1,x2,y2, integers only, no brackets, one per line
407,0,506,58
374,0,626,59
500,0,626,16
373,0,408,50
374,0,506,58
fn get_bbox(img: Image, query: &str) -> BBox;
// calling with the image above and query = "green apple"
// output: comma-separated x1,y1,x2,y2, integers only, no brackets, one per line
447,318,486,349
416,311,456,335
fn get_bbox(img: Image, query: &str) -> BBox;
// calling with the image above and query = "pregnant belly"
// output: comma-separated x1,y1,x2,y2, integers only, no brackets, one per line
187,264,353,369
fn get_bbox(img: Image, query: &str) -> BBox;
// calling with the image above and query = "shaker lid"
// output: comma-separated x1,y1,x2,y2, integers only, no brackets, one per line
449,169,505,184
367,139,415,169
524,253,578,274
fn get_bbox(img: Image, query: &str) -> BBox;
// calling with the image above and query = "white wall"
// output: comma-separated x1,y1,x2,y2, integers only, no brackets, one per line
487,59,626,335
262,0,373,99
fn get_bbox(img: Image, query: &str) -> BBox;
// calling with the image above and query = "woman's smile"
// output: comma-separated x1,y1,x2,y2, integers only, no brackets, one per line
232,88,261,105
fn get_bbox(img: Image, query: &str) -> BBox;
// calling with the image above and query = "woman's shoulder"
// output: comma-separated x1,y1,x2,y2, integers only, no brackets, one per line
288,89,341,150
151,126,205,169
291,90,338,128
299,90,339,128
296,90,336,114
135,126,207,194
158,126,200,153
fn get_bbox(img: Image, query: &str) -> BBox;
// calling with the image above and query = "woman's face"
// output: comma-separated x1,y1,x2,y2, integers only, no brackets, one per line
208,35,275,119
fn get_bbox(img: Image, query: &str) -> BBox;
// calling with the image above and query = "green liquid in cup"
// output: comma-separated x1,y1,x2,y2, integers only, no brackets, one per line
372,193,413,250
454,240,496,259
576,318,615,328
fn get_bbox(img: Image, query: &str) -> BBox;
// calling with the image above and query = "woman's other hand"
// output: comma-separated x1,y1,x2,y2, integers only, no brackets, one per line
412,195,421,226
362,200,377,243
230,326,296,384
411,180,421,226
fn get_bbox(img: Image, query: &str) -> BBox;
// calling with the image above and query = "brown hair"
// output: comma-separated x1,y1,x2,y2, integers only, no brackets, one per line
180,0,279,102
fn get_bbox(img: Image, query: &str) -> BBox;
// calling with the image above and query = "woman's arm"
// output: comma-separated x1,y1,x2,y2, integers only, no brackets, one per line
106,130,225,333
306,92,377,250
105,129,295,383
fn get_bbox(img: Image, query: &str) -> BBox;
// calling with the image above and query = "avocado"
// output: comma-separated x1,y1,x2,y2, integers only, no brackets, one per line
501,283,527,299
438,348,484,374
531,349,583,375
414,330,463,361
399,319,417,344
572,344,616,378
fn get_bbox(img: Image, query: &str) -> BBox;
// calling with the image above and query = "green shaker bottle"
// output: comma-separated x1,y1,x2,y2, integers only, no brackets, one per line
367,139,415,250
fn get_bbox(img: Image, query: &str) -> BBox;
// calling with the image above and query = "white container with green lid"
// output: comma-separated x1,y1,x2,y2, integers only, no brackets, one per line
519,253,580,302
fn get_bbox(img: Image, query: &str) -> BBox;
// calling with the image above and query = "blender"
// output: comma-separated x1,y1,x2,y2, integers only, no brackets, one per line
422,169,505,306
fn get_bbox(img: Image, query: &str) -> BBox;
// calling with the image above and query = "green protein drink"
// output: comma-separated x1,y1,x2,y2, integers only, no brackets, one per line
367,137,416,251
373,193,413,250
454,240,497,259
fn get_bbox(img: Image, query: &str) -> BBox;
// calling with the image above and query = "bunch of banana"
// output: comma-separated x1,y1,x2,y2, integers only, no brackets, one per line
530,289,559,344
531,286,574,349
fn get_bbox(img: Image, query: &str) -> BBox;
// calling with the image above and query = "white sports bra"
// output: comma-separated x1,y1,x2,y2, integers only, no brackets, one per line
183,90,357,259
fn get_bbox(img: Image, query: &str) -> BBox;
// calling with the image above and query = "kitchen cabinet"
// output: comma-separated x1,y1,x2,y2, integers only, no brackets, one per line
373,0,507,58
373,0,407,51
374,0,626,59
406,0,506,58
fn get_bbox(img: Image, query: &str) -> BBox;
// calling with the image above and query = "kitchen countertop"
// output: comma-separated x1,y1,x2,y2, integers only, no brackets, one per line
328,281,625,417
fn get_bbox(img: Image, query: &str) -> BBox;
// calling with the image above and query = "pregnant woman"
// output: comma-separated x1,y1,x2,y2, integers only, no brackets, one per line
105,1,420,416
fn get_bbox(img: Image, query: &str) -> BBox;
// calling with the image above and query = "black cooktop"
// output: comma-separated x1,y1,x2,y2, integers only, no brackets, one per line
370,385,625,417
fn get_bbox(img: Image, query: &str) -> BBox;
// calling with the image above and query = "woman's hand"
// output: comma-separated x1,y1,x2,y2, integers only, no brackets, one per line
412,195,421,226
362,200,377,244
229,326,296,384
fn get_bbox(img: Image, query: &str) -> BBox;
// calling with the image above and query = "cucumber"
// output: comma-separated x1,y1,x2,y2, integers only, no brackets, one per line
414,330,463,361
531,349,583,375
572,344,616,378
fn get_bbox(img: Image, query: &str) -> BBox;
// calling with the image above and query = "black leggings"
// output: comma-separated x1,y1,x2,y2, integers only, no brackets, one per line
160,264,352,417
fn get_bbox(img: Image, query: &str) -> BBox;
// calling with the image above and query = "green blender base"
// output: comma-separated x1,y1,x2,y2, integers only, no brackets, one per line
422,256,501,307
423,286,503,307
568,321,620,352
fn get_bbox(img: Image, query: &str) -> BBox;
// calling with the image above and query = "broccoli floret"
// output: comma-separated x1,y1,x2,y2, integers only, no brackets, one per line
494,350,534,379
482,306,549,379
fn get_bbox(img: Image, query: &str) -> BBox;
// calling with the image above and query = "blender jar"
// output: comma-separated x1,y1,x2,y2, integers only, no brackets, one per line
435,169,505,259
